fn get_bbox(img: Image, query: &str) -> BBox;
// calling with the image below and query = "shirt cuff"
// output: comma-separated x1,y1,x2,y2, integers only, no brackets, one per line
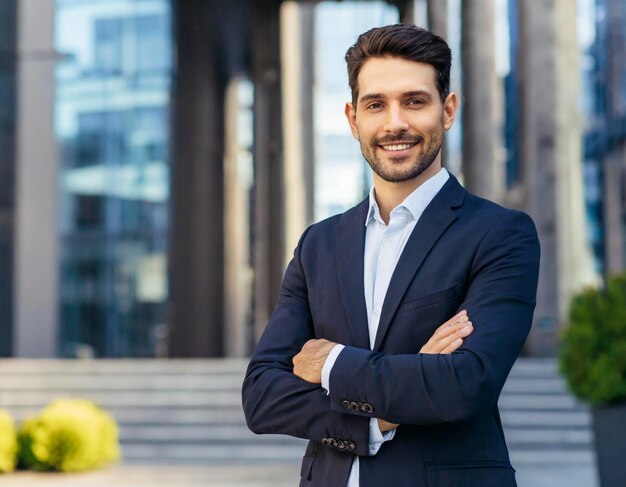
368,417,396,455
321,344,345,394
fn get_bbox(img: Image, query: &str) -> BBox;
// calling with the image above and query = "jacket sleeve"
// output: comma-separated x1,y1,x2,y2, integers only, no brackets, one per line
326,211,541,425
241,226,371,455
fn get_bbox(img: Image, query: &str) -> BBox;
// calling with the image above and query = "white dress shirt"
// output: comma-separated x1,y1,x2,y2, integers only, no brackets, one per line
321,167,450,486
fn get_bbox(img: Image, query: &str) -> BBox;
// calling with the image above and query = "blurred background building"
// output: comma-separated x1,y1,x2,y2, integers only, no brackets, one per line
0,0,622,359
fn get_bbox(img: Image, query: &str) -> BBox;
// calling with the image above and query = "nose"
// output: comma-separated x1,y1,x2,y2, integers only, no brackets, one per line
383,105,409,133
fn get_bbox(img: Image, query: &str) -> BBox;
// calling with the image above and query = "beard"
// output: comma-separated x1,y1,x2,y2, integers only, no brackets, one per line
360,126,444,183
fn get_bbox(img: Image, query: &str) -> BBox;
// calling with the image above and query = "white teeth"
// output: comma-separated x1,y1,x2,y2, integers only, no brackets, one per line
382,143,414,151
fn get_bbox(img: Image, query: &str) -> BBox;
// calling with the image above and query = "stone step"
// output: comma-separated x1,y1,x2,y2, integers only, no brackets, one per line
509,450,595,465
0,359,250,374
0,376,571,395
0,358,594,466
121,443,306,463
4,409,591,433
498,394,584,411
0,391,243,408
500,411,591,428
0,393,580,414
116,425,591,448
118,426,299,445
507,359,560,376
501,378,568,394
0,375,245,390
6,407,247,425
118,445,594,465
504,428,592,445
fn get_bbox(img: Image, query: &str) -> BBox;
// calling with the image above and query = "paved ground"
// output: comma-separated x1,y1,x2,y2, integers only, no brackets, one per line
0,462,599,487
0,465,298,487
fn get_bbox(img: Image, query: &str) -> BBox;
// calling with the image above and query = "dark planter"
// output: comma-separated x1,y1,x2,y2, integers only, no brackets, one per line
592,403,626,487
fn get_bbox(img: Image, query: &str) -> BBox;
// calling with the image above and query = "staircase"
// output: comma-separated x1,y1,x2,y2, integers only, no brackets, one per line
0,358,593,466
501,358,594,466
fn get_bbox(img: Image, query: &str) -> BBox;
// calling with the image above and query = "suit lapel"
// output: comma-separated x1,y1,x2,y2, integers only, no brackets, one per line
373,175,467,350
336,198,371,349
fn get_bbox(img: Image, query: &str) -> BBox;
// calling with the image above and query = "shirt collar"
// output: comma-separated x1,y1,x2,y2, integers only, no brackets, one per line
365,168,450,227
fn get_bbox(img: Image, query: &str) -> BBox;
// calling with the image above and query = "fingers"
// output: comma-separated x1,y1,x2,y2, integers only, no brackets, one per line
420,310,473,354
441,337,464,354
433,310,468,337
436,321,473,352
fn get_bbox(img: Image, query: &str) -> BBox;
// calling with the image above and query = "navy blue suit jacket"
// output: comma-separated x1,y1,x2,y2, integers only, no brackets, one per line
242,175,540,487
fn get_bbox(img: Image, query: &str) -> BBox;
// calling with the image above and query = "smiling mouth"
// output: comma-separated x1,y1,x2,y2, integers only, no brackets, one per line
379,142,417,152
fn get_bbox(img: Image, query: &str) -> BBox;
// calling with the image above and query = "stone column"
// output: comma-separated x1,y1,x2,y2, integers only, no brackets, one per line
281,1,315,267
224,78,254,357
170,0,227,357
517,0,598,355
601,0,626,277
252,0,286,341
461,0,503,201
427,0,448,39
0,0,18,357
12,0,59,357
603,148,625,274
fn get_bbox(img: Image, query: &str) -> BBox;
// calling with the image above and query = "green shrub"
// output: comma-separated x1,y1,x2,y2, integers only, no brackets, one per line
18,399,120,472
559,274,626,405
0,409,17,473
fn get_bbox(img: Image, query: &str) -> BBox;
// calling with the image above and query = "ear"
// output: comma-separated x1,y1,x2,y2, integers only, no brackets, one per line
344,102,359,140
442,92,459,131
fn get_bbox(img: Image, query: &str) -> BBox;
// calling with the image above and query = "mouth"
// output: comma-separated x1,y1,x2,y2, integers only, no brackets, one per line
377,141,419,157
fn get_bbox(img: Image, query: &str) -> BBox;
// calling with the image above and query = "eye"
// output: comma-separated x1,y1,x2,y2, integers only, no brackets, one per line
366,102,383,110
407,98,425,106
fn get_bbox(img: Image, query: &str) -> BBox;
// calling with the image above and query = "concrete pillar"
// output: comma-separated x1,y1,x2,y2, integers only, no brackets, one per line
517,0,598,355
281,1,315,266
601,0,626,278
170,1,228,357
603,147,625,274
427,0,448,39
0,0,18,357
12,0,59,357
461,0,503,201
224,78,254,357
408,0,429,26
252,0,286,341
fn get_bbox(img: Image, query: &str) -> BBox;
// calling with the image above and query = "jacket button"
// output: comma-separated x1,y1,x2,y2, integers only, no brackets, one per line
363,403,373,413
342,400,351,409
330,438,338,447
348,441,356,451
337,440,345,449
322,438,329,446
350,401,359,411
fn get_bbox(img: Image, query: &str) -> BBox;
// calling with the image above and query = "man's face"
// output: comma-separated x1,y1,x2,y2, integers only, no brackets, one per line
345,56,457,184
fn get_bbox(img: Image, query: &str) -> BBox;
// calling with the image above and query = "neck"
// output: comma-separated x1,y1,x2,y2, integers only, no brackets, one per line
373,159,442,225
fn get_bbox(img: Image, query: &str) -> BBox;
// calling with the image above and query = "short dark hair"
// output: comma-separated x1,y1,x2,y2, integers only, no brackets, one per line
345,24,451,105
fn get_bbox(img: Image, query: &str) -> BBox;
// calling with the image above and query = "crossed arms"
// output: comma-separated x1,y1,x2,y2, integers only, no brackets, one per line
242,211,540,455
292,310,473,432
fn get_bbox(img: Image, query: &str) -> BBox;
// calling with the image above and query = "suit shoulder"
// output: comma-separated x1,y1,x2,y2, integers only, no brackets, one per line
294,203,363,254
301,202,364,239
462,192,537,232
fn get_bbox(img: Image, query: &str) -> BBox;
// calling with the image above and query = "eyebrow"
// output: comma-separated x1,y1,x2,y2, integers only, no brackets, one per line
358,90,434,105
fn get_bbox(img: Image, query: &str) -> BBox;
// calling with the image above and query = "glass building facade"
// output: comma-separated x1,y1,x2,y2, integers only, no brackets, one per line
312,2,398,221
36,0,620,358
55,0,172,357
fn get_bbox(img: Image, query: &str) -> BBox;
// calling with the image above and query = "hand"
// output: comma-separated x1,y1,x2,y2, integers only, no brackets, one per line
420,310,473,354
293,338,337,384
378,418,398,432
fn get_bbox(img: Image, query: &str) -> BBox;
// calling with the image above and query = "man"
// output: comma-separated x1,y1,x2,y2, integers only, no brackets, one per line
242,24,540,487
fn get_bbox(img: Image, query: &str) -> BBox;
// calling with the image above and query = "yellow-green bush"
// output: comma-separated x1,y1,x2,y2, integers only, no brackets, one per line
18,399,120,472
0,409,17,473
